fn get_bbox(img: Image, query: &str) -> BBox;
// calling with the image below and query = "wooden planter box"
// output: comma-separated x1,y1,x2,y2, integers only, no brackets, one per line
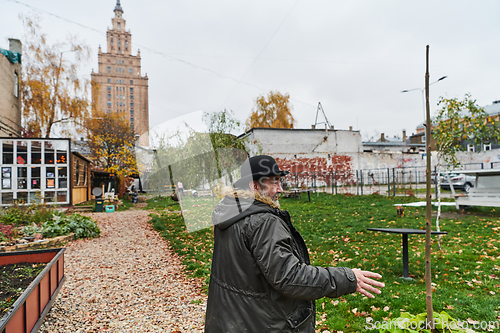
0,248,65,333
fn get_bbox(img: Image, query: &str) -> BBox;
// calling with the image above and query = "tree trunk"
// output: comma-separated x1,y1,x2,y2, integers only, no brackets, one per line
424,45,436,332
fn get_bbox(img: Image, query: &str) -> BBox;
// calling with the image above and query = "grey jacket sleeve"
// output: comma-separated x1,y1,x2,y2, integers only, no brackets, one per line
249,214,358,300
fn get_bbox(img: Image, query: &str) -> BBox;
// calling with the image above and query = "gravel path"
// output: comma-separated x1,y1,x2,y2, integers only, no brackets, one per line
39,210,207,332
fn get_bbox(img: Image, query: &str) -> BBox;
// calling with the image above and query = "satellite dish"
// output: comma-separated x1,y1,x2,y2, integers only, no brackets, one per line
92,187,103,197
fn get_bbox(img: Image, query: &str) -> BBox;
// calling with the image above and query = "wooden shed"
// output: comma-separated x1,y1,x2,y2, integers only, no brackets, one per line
71,152,92,205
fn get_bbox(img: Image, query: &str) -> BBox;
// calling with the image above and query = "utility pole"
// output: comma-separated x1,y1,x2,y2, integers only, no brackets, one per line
424,45,435,332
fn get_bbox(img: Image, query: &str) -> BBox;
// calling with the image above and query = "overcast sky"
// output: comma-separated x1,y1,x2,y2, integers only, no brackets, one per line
2,0,500,141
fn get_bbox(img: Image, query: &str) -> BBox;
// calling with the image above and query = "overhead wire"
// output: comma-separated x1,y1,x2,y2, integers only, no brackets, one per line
4,0,318,118
5,0,317,109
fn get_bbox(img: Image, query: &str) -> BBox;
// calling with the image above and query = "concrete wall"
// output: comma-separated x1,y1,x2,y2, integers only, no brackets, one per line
243,128,500,174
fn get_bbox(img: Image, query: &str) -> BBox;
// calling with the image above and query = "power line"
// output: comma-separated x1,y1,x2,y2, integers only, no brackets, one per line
5,0,317,115
219,0,300,109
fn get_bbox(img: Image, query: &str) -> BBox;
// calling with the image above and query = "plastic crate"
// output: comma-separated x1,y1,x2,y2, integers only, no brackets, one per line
105,205,115,213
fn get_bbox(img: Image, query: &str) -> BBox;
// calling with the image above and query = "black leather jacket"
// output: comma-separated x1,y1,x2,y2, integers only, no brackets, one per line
205,196,358,333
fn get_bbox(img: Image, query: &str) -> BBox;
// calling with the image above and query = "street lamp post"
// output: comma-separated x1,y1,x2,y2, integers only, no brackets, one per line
401,76,447,118
401,76,447,143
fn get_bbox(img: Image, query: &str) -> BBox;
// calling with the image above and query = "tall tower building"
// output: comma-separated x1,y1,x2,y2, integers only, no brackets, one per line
91,0,149,147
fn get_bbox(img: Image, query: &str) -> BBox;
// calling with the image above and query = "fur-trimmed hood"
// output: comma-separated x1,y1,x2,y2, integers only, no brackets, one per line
212,188,280,230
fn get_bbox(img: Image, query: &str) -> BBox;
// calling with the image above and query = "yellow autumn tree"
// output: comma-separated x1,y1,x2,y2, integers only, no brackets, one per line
21,14,91,138
245,91,295,129
86,111,137,196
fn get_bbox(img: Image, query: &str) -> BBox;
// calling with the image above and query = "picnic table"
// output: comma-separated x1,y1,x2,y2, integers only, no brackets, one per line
366,228,447,279
282,188,313,202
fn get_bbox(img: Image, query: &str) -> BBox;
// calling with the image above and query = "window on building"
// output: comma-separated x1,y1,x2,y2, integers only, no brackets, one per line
130,110,134,115
131,124,134,130
14,72,19,98
117,22,121,30
107,78,111,83
130,80,133,85
107,86,111,91
129,68,133,74
467,144,474,152
131,118,134,122
125,41,128,50
130,102,134,108
130,87,134,93
484,143,492,151
116,102,119,107
107,66,111,72
107,94,111,99
111,37,114,46
130,95,134,100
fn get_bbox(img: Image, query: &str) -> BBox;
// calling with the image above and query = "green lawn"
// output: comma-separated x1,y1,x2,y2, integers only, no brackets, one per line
147,193,500,332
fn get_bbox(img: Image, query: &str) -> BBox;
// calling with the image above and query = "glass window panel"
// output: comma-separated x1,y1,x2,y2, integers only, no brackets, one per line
31,141,42,164
46,178,55,188
56,152,67,164
17,179,27,189
16,141,28,165
46,167,55,178
2,178,11,189
18,167,27,177
2,167,11,178
31,167,40,178
3,140,13,164
2,193,13,205
47,166,56,188
18,167,27,189
44,150,55,164
16,192,28,203
57,191,67,203
31,167,41,189
58,167,68,188
29,192,41,204
2,167,11,190
44,191,56,203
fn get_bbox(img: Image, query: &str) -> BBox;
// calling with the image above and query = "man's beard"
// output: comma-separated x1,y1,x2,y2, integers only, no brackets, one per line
260,192,280,208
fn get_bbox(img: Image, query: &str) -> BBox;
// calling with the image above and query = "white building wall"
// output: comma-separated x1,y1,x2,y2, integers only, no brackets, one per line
242,128,500,173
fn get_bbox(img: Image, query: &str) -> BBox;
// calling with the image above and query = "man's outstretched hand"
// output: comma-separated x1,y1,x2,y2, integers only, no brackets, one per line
351,269,385,298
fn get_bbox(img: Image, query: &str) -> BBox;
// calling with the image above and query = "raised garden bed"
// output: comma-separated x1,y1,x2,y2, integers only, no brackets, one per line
0,248,65,333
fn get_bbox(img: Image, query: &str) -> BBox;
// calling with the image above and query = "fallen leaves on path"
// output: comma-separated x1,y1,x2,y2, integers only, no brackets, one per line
39,210,206,332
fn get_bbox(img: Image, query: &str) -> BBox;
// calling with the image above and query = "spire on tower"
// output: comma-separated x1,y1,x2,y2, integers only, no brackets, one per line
114,0,123,16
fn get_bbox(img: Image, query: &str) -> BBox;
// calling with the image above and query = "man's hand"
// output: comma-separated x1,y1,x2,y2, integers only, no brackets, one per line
351,269,385,298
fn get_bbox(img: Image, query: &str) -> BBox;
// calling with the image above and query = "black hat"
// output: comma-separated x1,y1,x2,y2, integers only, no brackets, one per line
233,155,289,188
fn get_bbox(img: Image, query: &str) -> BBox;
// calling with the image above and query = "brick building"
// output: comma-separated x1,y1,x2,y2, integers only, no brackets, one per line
91,0,149,146
0,39,22,137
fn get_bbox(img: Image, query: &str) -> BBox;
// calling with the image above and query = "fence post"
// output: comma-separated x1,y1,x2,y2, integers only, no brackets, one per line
387,168,390,197
392,168,396,197
331,171,333,194
481,163,484,169
356,170,359,195
334,171,337,195
360,171,363,195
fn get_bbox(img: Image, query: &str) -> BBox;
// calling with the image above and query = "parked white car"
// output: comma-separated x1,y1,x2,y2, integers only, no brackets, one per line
440,173,476,193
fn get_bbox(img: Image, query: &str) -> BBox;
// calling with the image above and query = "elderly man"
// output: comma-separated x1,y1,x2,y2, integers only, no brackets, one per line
205,155,384,332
